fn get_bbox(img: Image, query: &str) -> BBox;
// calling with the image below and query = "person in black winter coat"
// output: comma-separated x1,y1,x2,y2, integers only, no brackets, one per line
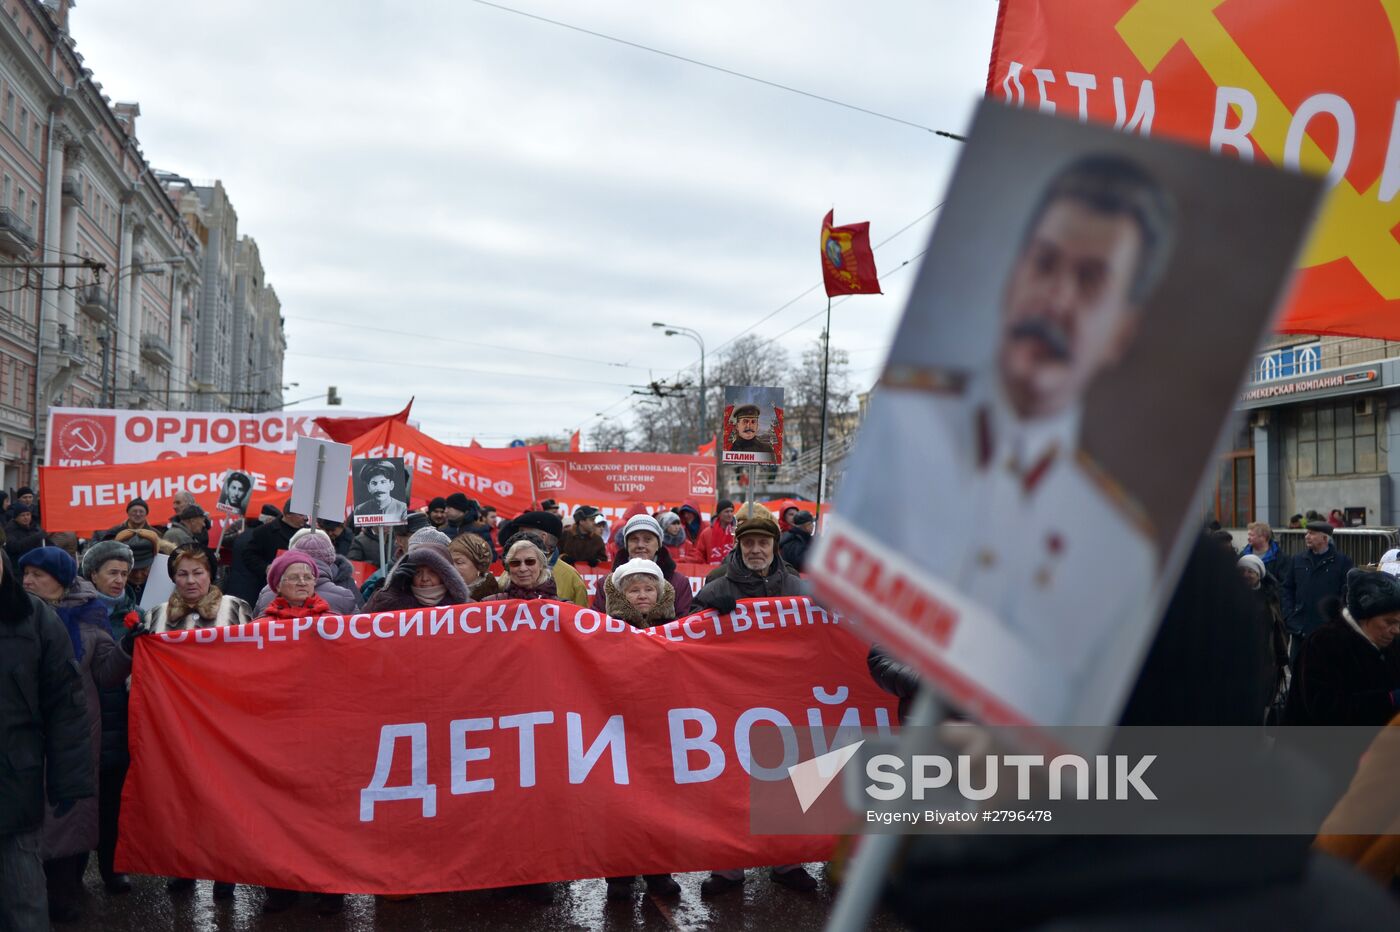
867,645,919,722
881,537,1400,931
3,505,46,563
1286,570,1400,727
230,510,306,605
0,549,92,932
777,511,815,572
1281,522,1353,650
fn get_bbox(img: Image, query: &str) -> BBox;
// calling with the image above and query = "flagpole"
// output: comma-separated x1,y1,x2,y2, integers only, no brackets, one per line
815,295,832,517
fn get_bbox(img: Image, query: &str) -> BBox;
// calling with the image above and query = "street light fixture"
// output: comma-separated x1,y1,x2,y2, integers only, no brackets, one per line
652,322,706,440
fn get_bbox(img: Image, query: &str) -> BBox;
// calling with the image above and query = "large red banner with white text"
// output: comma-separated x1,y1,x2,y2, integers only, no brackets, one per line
117,598,893,892
40,446,297,533
349,419,534,516
529,452,718,514
989,0,1400,339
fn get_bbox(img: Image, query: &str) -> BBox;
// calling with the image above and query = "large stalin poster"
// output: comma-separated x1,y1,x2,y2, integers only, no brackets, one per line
812,101,1323,732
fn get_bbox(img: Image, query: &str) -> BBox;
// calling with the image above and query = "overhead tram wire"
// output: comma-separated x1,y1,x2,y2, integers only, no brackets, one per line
573,201,946,434
281,315,646,370
283,350,639,389
464,0,966,141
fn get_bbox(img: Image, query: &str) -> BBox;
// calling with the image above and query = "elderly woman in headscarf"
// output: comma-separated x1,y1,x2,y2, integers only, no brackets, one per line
480,537,559,602
1239,552,1290,723
448,531,500,600
17,546,131,922
364,543,471,611
250,530,359,616
78,540,141,894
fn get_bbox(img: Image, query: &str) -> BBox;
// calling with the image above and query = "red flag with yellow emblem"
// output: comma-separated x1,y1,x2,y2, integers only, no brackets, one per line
820,210,881,297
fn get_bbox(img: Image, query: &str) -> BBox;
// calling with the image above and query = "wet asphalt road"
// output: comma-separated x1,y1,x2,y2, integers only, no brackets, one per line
63,861,910,931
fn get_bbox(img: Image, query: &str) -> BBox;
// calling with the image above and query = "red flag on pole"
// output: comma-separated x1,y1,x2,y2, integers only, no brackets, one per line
820,210,881,297
313,398,413,444
569,430,581,452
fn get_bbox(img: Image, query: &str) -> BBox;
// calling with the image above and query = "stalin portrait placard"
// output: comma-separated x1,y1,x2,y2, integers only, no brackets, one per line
722,386,784,465
811,101,1323,734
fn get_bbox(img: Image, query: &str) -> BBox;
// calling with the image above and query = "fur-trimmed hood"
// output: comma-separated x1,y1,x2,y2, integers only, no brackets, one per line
603,574,676,629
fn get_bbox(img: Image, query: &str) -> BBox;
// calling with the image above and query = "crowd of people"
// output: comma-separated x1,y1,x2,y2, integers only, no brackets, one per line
6,482,1400,928
0,487,825,926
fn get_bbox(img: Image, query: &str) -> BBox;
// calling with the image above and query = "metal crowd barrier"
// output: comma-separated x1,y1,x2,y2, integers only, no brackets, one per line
1269,527,1398,567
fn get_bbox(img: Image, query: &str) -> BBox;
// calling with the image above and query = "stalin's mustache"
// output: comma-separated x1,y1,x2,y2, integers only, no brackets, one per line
1007,318,1072,362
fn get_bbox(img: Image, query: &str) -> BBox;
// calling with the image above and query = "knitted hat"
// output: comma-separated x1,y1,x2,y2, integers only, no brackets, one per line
10,503,30,516
18,546,77,589
290,529,337,570
429,497,447,511
658,511,682,529
1380,548,1400,578
408,527,451,552
445,492,472,512
1237,553,1266,580
260,503,283,519
792,510,815,527
612,558,663,587
81,540,134,579
267,550,318,591
405,512,432,534
448,532,493,573
126,497,149,513
621,513,663,544
14,485,32,498
716,499,734,514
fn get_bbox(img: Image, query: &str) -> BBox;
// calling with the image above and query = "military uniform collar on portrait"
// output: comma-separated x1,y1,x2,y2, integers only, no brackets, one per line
977,378,1080,496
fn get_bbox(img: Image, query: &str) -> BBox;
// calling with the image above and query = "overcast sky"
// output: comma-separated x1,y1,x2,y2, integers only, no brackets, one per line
73,0,999,444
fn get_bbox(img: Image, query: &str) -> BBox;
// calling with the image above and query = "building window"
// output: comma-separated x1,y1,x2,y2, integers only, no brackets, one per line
2,175,10,210
1293,397,1386,479
2,90,11,128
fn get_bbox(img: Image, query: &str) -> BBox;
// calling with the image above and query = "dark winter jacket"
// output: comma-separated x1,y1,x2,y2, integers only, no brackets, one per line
778,527,813,572
693,546,809,610
3,518,46,563
232,518,300,604
1250,575,1291,721
1281,543,1353,637
0,551,93,836
363,546,472,612
590,547,694,617
347,529,384,566
559,527,608,567
221,523,265,605
96,588,139,771
868,644,920,722
1286,609,1400,726
43,578,131,859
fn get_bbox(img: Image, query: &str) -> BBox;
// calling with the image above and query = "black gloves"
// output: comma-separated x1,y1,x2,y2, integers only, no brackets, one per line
704,593,738,616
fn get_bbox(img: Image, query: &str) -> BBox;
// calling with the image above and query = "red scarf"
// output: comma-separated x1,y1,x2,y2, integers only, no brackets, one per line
261,593,331,620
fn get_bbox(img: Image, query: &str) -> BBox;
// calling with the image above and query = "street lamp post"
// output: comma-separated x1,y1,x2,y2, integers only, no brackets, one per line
652,322,706,442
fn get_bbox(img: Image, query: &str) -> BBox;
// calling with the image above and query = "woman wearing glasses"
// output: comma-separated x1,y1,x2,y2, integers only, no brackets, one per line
480,537,559,603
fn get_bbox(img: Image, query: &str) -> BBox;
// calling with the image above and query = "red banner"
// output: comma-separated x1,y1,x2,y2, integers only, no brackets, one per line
988,0,1400,339
40,446,298,533
528,452,718,513
821,210,881,297
117,598,893,892
347,419,534,516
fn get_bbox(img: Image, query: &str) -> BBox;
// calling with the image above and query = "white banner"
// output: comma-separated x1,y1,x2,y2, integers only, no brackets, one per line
45,406,378,466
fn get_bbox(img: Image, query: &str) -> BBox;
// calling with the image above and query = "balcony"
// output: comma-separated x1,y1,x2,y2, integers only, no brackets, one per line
0,207,37,257
78,283,115,324
60,174,83,204
141,332,173,367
